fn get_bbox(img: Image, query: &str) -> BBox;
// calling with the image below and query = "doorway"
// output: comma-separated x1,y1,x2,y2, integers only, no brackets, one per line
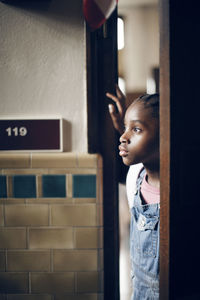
117,1,159,299
86,1,160,299
87,1,200,299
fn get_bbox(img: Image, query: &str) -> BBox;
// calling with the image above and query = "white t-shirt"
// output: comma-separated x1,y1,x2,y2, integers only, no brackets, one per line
126,163,143,209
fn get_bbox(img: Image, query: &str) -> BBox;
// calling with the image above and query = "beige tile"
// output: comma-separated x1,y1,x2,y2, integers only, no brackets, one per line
77,154,98,168
67,174,72,198
0,228,26,249
5,205,49,226
75,228,99,249
0,205,4,226
7,295,53,300
96,204,103,226
76,271,100,293
96,169,103,204
0,251,5,271
36,175,42,198
48,168,97,175
46,169,70,175
99,271,104,292
0,153,30,169
98,249,104,271
51,205,96,226
31,272,74,293
0,273,28,293
7,250,50,271
29,228,73,249
73,168,97,175
2,169,48,175
0,199,26,204
31,153,77,168
53,250,98,271
7,175,13,198
73,198,96,204
55,294,98,300
99,227,103,249
26,198,73,204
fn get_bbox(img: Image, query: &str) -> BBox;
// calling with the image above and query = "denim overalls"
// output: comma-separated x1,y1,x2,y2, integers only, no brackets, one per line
130,169,160,300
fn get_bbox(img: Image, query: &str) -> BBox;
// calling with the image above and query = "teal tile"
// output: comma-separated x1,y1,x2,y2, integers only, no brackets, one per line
0,176,7,198
42,175,66,198
13,175,36,198
73,175,96,198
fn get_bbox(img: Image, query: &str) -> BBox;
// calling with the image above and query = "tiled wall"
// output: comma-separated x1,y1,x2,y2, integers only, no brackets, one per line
0,153,103,300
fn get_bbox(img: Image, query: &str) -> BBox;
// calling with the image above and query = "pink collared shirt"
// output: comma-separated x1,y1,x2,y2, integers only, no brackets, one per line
141,173,160,204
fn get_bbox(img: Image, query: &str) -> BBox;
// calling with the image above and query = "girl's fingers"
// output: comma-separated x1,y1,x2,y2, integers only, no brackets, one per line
106,86,126,134
115,84,125,99
106,92,118,103
115,85,126,116
108,104,122,133
108,104,118,123
106,92,124,117
108,104,115,114
116,100,124,117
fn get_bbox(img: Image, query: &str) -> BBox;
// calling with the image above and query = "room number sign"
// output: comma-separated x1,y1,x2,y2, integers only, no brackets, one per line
6,126,28,137
0,119,62,151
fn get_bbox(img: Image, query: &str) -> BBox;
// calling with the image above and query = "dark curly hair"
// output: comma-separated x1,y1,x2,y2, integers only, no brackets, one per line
134,93,159,119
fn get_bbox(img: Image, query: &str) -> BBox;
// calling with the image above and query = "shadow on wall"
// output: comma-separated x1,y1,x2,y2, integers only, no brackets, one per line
0,0,84,28
0,0,51,11
63,119,72,152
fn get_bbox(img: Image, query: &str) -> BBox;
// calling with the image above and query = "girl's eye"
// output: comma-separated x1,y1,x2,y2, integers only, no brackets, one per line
133,127,141,133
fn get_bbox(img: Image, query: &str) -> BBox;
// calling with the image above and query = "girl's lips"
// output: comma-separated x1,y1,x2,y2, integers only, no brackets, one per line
119,146,128,157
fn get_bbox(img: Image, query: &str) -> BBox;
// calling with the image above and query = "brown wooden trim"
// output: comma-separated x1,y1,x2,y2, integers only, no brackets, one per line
159,0,170,299
86,10,120,299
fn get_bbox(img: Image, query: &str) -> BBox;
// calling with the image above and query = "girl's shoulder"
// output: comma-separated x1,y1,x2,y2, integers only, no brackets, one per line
126,163,144,209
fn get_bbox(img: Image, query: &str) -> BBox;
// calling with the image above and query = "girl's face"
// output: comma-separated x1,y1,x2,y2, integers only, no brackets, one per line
119,101,159,167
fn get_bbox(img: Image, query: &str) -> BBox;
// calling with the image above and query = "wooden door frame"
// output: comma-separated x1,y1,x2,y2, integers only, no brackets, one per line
159,0,200,298
86,9,120,300
159,0,170,299
86,3,172,299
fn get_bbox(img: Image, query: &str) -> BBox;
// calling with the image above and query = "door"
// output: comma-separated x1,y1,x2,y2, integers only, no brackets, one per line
86,9,120,299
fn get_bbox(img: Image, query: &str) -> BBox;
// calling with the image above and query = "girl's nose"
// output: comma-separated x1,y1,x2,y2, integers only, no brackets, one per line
119,131,129,143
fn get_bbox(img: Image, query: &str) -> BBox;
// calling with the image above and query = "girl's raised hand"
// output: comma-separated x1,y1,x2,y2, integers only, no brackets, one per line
106,84,126,135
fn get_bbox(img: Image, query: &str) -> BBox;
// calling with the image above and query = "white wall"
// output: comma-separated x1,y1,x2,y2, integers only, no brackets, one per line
0,0,87,152
119,5,159,92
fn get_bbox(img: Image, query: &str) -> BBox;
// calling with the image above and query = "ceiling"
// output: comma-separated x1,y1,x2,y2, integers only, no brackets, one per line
118,0,158,8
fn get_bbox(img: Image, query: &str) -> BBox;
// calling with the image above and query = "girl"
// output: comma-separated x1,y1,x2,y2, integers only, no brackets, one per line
107,86,160,300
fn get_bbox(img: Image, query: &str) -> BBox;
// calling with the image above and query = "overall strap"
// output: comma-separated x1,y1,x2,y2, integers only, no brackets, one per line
136,168,146,189
133,168,146,207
